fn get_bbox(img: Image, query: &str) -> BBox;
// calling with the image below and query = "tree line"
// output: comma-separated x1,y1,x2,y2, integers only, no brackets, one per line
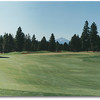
0,20,100,53
69,21,100,52
0,27,69,53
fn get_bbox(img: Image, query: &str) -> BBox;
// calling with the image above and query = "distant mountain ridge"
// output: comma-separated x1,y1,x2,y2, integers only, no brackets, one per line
56,37,69,44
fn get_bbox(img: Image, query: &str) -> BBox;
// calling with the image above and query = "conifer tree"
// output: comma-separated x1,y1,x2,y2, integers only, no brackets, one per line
63,42,69,51
2,33,15,53
0,35,3,53
15,27,25,51
46,41,49,51
96,35,100,51
39,36,47,50
3,33,9,53
31,34,38,51
81,21,90,51
24,34,31,51
69,34,81,51
56,41,60,52
90,22,99,51
59,44,63,51
8,34,15,52
48,33,56,52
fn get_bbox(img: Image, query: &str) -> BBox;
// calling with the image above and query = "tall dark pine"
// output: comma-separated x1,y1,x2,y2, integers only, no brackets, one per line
49,33,56,52
90,22,99,51
39,36,47,50
31,34,38,51
15,27,25,51
69,34,81,51
81,21,90,51
3,33,9,53
24,34,31,51
59,44,63,51
0,35,3,53
8,34,15,52
56,41,60,52
63,42,69,51
46,41,49,51
3,33,15,53
96,35,100,51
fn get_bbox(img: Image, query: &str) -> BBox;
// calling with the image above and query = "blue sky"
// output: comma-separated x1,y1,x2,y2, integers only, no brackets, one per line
0,1,100,40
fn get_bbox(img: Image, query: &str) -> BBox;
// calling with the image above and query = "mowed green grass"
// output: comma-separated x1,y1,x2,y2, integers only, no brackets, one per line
0,51,100,96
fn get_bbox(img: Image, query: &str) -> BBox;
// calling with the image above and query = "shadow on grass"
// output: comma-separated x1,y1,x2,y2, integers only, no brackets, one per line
0,88,93,96
0,56,9,58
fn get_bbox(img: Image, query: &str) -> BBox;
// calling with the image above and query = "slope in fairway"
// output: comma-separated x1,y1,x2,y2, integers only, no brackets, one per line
0,52,100,96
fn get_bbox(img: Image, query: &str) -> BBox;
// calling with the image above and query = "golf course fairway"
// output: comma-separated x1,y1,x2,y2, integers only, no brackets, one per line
0,51,100,96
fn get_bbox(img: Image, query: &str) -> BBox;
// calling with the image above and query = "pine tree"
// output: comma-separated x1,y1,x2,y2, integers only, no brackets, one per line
46,41,49,51
8,34,15,52
31,34,38,51
2,33,15,53
59,44,63,51
24,34,31,51
0,35,3,53
63,42,69,51
56,41,60,52
39,36,47,51
15,27,25,51
90,22,99,51
3,33,9,53
81,21,90,51
96,35,100,51
69,34,81,51
48,33,56,52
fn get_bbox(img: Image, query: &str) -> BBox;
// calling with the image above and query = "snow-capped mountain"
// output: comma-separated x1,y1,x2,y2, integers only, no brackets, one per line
56,37,69,44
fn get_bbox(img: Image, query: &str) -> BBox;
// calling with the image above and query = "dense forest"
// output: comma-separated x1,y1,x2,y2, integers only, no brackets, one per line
0,20,100,53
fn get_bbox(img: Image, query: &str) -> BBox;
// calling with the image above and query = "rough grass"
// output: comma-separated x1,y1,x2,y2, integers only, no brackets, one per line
0,51,100,96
